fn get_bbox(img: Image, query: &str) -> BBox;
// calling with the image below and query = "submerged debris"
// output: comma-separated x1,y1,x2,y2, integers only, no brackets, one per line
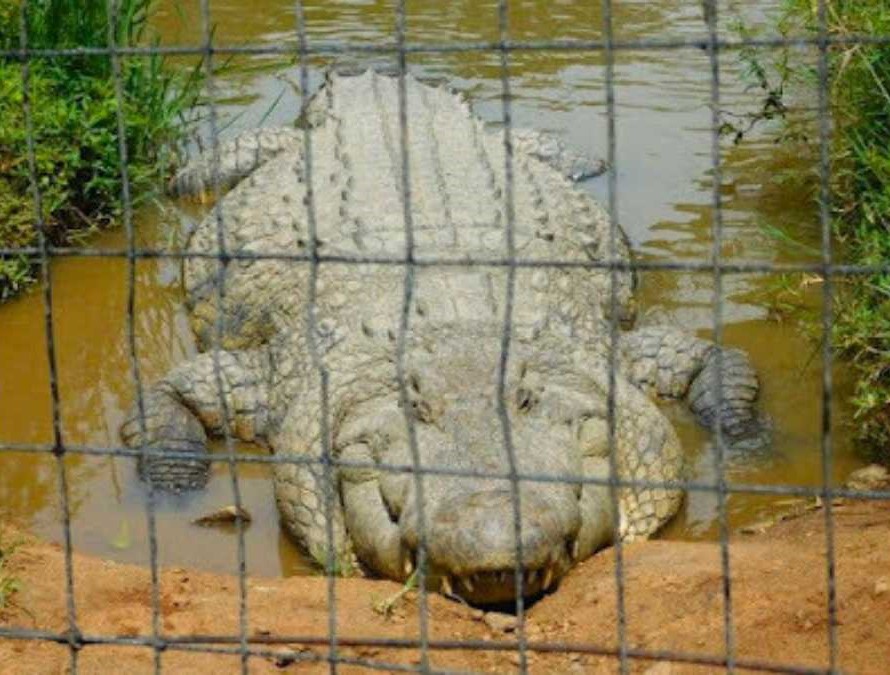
192,505,252,527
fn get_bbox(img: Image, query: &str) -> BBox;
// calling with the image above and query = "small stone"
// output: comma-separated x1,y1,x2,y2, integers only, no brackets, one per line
170,597,190,610
874,578,889,596
192,505,252,527
470,608,485,621
271,647,299,667
845,464,890,492
483,611,518,633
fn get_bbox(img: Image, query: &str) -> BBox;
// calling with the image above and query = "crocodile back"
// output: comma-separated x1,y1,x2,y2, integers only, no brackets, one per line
182,70,634,353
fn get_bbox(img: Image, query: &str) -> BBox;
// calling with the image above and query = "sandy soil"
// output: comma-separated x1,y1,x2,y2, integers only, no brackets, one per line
1,499,888,674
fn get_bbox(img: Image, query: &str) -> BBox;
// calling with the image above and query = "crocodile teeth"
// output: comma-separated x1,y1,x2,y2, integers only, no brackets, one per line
542,565,554,590
461,575,474,593
572,539,581,560
404,557,414,577
441,575,453,596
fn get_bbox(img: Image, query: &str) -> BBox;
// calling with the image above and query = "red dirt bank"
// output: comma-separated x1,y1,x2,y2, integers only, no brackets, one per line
1,500,888,673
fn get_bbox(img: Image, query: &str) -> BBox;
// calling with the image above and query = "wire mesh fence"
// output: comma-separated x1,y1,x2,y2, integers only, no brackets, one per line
2,0,890,673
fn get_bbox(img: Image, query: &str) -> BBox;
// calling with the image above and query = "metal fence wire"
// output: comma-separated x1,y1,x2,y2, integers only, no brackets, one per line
2,0,890,673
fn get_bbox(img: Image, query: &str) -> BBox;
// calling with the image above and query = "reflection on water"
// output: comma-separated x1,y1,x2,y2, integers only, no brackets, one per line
0,0,859,576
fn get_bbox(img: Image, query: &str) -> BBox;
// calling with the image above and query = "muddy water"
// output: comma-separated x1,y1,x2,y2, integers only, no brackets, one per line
0,1,861,576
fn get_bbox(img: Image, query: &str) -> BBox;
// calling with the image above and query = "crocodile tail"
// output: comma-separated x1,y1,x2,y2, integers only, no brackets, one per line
687,346,773,451
620,326,772,451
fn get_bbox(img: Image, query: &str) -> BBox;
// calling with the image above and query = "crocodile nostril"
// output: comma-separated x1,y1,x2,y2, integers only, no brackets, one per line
409,373,422,394
516,386,536,412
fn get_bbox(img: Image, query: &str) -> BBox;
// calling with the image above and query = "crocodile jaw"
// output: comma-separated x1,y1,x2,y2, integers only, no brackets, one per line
405,489,582,604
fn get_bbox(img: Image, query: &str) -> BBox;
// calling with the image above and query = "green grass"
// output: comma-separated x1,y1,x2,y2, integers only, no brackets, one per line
784,1,890,462
726,2,890,461
0,0,202,301
0,531,23,612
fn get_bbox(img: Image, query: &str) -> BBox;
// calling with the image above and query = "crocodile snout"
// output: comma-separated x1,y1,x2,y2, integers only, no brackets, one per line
401,488,581,604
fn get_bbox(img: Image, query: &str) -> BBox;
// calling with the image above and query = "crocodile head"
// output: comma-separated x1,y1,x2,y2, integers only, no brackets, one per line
275,329,682,605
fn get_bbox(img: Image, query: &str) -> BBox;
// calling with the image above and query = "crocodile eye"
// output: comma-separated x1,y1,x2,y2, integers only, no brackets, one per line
404,376,435,423
409,397,434,423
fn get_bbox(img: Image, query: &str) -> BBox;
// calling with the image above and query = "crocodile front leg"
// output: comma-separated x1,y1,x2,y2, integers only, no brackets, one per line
170,127,303,199
619,326,771,450
575,370,686,542
510,128,607,181
121,349,271,491
273,456,356,575
269,391,356,573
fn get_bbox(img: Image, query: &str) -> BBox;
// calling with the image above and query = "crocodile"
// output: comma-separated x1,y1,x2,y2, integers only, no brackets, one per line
121,69,769,604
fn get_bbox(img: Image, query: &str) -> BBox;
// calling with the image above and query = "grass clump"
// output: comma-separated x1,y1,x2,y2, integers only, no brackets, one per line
727,2,890,461
784,1,890,461
0,531,23,612
0,0,201,301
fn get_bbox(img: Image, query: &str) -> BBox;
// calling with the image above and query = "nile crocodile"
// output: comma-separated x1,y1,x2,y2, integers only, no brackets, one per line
121,70,769,604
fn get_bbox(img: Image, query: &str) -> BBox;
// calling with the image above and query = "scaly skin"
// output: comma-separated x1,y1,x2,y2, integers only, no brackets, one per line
121,70,770,604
